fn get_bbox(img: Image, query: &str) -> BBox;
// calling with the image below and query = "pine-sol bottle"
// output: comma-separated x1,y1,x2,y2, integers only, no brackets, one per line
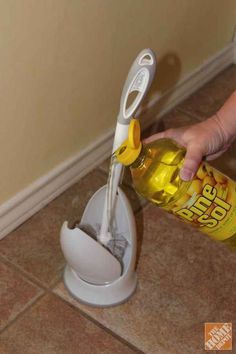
115,119,236,250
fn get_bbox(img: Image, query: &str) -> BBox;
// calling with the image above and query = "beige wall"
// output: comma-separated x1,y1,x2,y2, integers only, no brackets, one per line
0,0,235,203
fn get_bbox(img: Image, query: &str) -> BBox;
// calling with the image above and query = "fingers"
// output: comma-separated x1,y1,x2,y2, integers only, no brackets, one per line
180,143,203,181
144,126,207,181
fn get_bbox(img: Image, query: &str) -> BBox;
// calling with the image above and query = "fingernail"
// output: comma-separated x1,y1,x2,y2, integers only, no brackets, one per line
180,168,194,181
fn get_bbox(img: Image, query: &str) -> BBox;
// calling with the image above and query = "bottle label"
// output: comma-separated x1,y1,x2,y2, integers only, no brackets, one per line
171,163,236,241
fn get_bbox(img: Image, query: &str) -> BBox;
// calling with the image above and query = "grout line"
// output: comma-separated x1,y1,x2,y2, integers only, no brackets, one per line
0,254,47,290
51,291,145,354
0,252,145,352
0,253,63,292
1,286,145,353
0,245,146,354
0,266,63,336
0,291,45,335
0,255,65,335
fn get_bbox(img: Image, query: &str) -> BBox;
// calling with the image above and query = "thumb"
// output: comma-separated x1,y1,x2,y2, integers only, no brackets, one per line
180,143,203,181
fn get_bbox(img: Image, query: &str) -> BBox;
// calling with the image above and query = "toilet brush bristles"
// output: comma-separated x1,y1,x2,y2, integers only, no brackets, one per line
106,232,128,262
98,224,128,262
76,222,128,262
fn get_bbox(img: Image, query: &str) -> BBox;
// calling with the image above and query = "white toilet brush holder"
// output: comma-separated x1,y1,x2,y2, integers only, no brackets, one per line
60,49,156,307
60,186,137,307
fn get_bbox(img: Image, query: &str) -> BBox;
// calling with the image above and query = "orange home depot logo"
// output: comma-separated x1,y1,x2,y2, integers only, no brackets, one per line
205,323,232,350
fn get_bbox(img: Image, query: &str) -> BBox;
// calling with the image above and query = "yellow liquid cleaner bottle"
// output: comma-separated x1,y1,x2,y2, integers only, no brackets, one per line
115,119,236,250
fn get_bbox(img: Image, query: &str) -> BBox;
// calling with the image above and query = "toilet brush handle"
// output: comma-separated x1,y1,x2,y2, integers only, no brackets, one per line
99,49,156,245
117,48,156,126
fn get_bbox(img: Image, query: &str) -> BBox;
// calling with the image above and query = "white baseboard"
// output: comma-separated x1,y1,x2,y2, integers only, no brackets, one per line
0,133,113,239
0,42,235,240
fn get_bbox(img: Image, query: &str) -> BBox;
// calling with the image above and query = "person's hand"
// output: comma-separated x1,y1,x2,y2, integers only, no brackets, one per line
143,115,232,181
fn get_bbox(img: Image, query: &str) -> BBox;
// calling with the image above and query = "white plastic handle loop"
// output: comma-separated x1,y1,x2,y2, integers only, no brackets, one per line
118,48,156,125
138,53,155,66
122,68,149,119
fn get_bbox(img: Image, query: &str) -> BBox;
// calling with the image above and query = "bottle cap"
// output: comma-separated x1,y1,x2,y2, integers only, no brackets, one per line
115,119,142,166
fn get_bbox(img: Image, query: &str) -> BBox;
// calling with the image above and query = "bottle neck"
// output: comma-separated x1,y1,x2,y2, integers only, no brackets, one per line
129,144,145,168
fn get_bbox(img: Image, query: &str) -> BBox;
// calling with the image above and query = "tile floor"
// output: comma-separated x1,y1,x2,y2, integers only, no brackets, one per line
1,65,236,354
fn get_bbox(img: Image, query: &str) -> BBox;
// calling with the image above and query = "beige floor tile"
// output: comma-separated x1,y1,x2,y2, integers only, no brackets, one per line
54,203,236,354
0,293,137,354
54,282,167,354
0,170,107,287
178,65,236,119
0,260,42,331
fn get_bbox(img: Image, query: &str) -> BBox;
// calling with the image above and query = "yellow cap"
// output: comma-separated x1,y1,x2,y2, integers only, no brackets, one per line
115,119,142,166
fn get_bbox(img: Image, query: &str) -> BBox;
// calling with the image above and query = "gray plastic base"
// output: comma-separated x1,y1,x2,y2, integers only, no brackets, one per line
63,265,138,307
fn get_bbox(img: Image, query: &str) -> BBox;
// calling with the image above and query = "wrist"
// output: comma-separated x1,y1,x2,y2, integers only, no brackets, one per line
206,114,230,145
214,91,236,143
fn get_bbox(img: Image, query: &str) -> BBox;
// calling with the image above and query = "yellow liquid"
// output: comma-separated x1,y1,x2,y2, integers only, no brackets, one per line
129,138,236,249
131,139,190,207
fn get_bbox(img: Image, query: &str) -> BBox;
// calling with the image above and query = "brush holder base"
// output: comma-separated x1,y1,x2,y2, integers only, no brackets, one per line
60,186,137,307
63,264,137,307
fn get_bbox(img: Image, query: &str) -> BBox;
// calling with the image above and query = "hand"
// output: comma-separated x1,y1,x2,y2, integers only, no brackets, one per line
144,115,231,181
